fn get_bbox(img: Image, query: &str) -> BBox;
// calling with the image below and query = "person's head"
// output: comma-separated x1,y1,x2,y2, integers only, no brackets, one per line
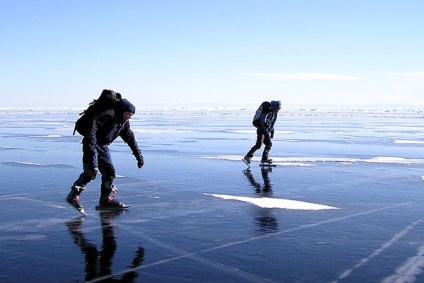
270,101,281,112
118,99,136,121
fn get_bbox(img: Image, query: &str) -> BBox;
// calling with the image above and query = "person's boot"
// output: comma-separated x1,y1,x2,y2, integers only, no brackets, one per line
242,156,252,166
66,185,86,215
98,185,129,209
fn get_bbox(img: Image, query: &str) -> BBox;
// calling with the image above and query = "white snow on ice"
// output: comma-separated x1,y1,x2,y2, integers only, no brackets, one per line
394,140,424,145
16,161,45,166
204,155,424,165
202,155,312,166
133,129,195,134
205,193,339,210
30,135,63,138
228,130,298,134
377,125,424,132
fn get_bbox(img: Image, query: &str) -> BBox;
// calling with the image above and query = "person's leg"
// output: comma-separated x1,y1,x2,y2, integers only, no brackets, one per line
66,139,98,213
261,133,273,162
72,140,98,187
245,129,264,160
97,145,117,205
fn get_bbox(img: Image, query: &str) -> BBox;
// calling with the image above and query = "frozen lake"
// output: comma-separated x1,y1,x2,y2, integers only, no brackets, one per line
1,107,424,282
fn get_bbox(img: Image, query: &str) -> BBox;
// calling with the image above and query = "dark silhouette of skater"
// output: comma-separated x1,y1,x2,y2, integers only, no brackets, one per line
66,210,144,282
243,100,281,166
244,167,273,193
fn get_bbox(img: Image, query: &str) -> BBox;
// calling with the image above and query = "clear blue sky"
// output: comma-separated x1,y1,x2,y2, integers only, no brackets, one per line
1,0,423,108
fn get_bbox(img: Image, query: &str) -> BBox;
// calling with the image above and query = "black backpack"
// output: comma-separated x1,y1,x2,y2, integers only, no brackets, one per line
252,101,271,128
73,89,122,136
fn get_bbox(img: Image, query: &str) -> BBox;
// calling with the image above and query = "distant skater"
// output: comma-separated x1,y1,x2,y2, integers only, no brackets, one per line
66,90,144,215
243,100,281,166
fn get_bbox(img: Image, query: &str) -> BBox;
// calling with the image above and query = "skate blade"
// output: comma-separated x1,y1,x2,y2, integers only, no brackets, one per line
65,199,87,216
95,205,130,210
241,158,250,167
259,163,276,167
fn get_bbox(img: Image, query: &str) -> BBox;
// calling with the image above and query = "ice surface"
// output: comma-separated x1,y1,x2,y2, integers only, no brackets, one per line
1,108,424,282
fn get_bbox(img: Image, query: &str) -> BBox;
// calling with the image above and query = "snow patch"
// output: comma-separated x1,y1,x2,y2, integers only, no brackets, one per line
203,155,424,165
394,140,424,144
205,193,338,210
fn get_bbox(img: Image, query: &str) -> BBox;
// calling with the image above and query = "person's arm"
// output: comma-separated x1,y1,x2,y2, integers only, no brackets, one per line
270,113,277,138
121,122,144,168
85,112,113,168
260,112,272,133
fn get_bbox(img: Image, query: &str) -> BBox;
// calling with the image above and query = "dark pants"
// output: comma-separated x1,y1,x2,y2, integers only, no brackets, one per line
246,129,272,161
73,139,116,203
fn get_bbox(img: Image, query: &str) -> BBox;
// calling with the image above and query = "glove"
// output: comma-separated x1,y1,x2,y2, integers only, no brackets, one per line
136,154,144,168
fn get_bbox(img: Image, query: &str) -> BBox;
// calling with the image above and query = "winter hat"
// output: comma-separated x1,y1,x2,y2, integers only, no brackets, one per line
119,99,136,114
270,100,281,110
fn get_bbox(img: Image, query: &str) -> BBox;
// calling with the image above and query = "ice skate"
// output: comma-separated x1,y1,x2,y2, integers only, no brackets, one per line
96,185,130,210
96,199,130,210
66,186,87,216
259,158,276,167
242,156,251,167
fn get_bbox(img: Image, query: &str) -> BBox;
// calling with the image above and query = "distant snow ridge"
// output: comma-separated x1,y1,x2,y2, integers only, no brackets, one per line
1,107,424,116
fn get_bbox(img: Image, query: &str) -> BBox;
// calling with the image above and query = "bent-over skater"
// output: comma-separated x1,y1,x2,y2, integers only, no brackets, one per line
66,90,144,215
243,100,281,166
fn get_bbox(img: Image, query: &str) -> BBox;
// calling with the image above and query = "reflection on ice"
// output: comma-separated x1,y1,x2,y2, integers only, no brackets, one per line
243,168,279,232
66,211,145,282
244,168,273,193
205,193,339,210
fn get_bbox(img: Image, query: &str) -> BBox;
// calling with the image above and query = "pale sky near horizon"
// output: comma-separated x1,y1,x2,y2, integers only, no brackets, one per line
1,0,423,108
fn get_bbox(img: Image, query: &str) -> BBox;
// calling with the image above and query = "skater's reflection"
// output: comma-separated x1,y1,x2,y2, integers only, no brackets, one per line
244,167,273,194
243,168,278,233
66,210,144,282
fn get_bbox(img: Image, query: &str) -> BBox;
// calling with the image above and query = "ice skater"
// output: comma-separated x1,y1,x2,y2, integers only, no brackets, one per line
243,100,281,166
66,91,144,215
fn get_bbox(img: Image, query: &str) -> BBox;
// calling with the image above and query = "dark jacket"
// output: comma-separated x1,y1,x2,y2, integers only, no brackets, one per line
259,111,278,133
86,109,141,159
